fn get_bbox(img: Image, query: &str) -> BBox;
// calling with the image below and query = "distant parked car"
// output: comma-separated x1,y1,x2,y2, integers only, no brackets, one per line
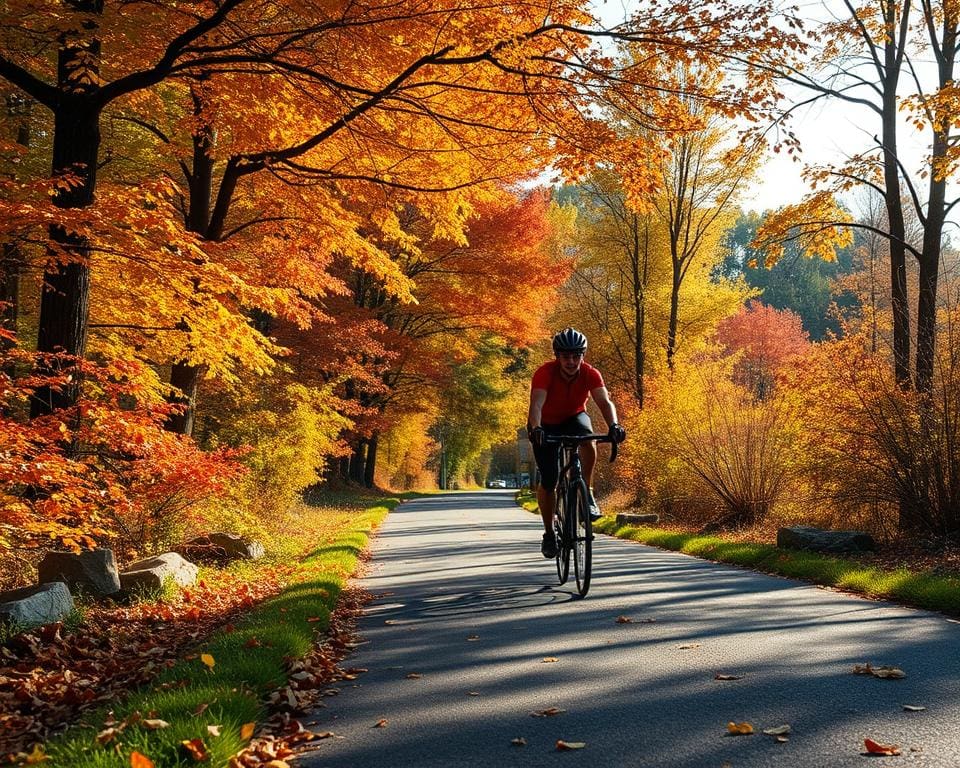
487,479,507,488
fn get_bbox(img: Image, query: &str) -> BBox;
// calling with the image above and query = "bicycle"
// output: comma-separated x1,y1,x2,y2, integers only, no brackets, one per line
544,433,619,597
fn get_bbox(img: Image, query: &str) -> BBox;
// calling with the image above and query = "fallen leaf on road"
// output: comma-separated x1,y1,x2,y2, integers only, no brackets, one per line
678,643,701,650
615,616,633,623
467,691,480,696
853,663,906,679
872,667,906,679
542,657,559,663
467,635,479,641
715,673,743,681
511,737,527,746
405,673,422,679
556,740,586,750
762,725,791,736
864,738,901,755
263,761,291,768
902,705,926,712
373,719,388,728
531,707,566,717
726,722,754,735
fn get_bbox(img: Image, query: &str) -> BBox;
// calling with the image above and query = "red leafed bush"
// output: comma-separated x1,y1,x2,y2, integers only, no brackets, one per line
1,327,246,586
716,301,809,398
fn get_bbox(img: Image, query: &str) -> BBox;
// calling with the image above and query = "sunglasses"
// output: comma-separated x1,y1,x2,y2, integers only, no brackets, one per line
557,351,584,360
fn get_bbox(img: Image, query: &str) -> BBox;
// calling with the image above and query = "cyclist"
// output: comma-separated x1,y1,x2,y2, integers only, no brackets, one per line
527,327,626,558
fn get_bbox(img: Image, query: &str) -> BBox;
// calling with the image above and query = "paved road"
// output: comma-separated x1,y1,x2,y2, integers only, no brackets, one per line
301,491,960,767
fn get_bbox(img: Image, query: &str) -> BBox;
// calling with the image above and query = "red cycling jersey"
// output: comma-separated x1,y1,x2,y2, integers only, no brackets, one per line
531,360,604,425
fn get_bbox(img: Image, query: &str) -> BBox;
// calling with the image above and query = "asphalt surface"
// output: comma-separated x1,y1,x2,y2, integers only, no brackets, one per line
300,491,960,767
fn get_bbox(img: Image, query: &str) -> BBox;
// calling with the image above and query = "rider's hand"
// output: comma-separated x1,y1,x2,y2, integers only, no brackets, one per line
608,422,626,444
528,426,545,447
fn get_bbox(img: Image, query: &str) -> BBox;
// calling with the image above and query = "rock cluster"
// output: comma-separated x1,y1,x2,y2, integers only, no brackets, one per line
0,532,264,631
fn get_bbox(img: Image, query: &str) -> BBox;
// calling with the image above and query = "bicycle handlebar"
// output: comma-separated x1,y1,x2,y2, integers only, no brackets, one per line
542,433,620,462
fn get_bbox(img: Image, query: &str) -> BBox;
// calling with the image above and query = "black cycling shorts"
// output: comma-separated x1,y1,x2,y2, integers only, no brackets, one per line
531,411,593,491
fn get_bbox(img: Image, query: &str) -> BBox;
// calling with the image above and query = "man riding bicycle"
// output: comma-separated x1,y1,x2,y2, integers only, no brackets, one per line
527,328,626,559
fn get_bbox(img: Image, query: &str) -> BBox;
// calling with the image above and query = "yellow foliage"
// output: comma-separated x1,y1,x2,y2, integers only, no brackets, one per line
201,381,351,537
376,410,438,491
622,355,803,526
753,192,854,266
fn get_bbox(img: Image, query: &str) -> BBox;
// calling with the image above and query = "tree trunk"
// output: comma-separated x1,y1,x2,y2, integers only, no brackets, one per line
166,84,214,435
631,215,648,407
915,239,941,396
165,360,203,435
30,2,103,418
666,267,680,370
364,432,379,488
349,440,367,484
879,8,911,389
914,20,954,395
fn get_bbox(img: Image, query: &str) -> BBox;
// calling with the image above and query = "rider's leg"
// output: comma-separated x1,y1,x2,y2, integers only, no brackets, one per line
538,484,556,534
579,439,597,487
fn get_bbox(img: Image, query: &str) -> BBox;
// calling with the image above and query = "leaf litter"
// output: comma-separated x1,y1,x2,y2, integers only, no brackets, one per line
853,663,906,679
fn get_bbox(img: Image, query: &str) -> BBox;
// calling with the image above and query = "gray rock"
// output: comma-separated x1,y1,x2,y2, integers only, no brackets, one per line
38,548,121,596
0,582,75,630
205,532,265,560
777,525,877,554
616,512,660,527
120,552,199,593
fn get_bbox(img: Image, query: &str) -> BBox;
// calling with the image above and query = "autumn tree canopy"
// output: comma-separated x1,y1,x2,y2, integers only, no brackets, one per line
0,0,810,555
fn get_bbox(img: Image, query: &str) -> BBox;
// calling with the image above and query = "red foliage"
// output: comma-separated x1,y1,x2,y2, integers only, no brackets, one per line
716,301,809,394
0,328,245,559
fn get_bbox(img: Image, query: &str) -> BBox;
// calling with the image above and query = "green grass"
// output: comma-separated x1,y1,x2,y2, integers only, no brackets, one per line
591,518,960,616
44,498,396,767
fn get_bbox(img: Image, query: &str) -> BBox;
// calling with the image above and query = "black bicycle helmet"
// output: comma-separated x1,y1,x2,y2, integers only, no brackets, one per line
552,327,588,354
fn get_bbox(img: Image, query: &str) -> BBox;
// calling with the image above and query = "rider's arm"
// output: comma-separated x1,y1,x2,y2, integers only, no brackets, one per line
591,386,619,429
528,387,548,429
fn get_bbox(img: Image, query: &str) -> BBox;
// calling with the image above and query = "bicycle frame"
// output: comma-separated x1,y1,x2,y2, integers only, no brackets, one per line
543,432,618,597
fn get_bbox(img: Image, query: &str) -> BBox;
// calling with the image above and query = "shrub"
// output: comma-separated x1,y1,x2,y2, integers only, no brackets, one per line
793,324,960,541
626,356,801,529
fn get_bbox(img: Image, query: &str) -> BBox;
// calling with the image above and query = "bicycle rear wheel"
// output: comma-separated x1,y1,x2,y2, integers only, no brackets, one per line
572,479,592,597
555,480,570,584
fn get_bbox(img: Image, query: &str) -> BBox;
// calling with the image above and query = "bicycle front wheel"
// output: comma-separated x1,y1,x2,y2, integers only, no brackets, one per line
572,479,592,597
555,480,570,585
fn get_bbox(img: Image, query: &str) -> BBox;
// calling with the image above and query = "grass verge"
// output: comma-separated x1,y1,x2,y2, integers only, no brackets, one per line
516,490,960,616
43,496,396,767
592,518,960,616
